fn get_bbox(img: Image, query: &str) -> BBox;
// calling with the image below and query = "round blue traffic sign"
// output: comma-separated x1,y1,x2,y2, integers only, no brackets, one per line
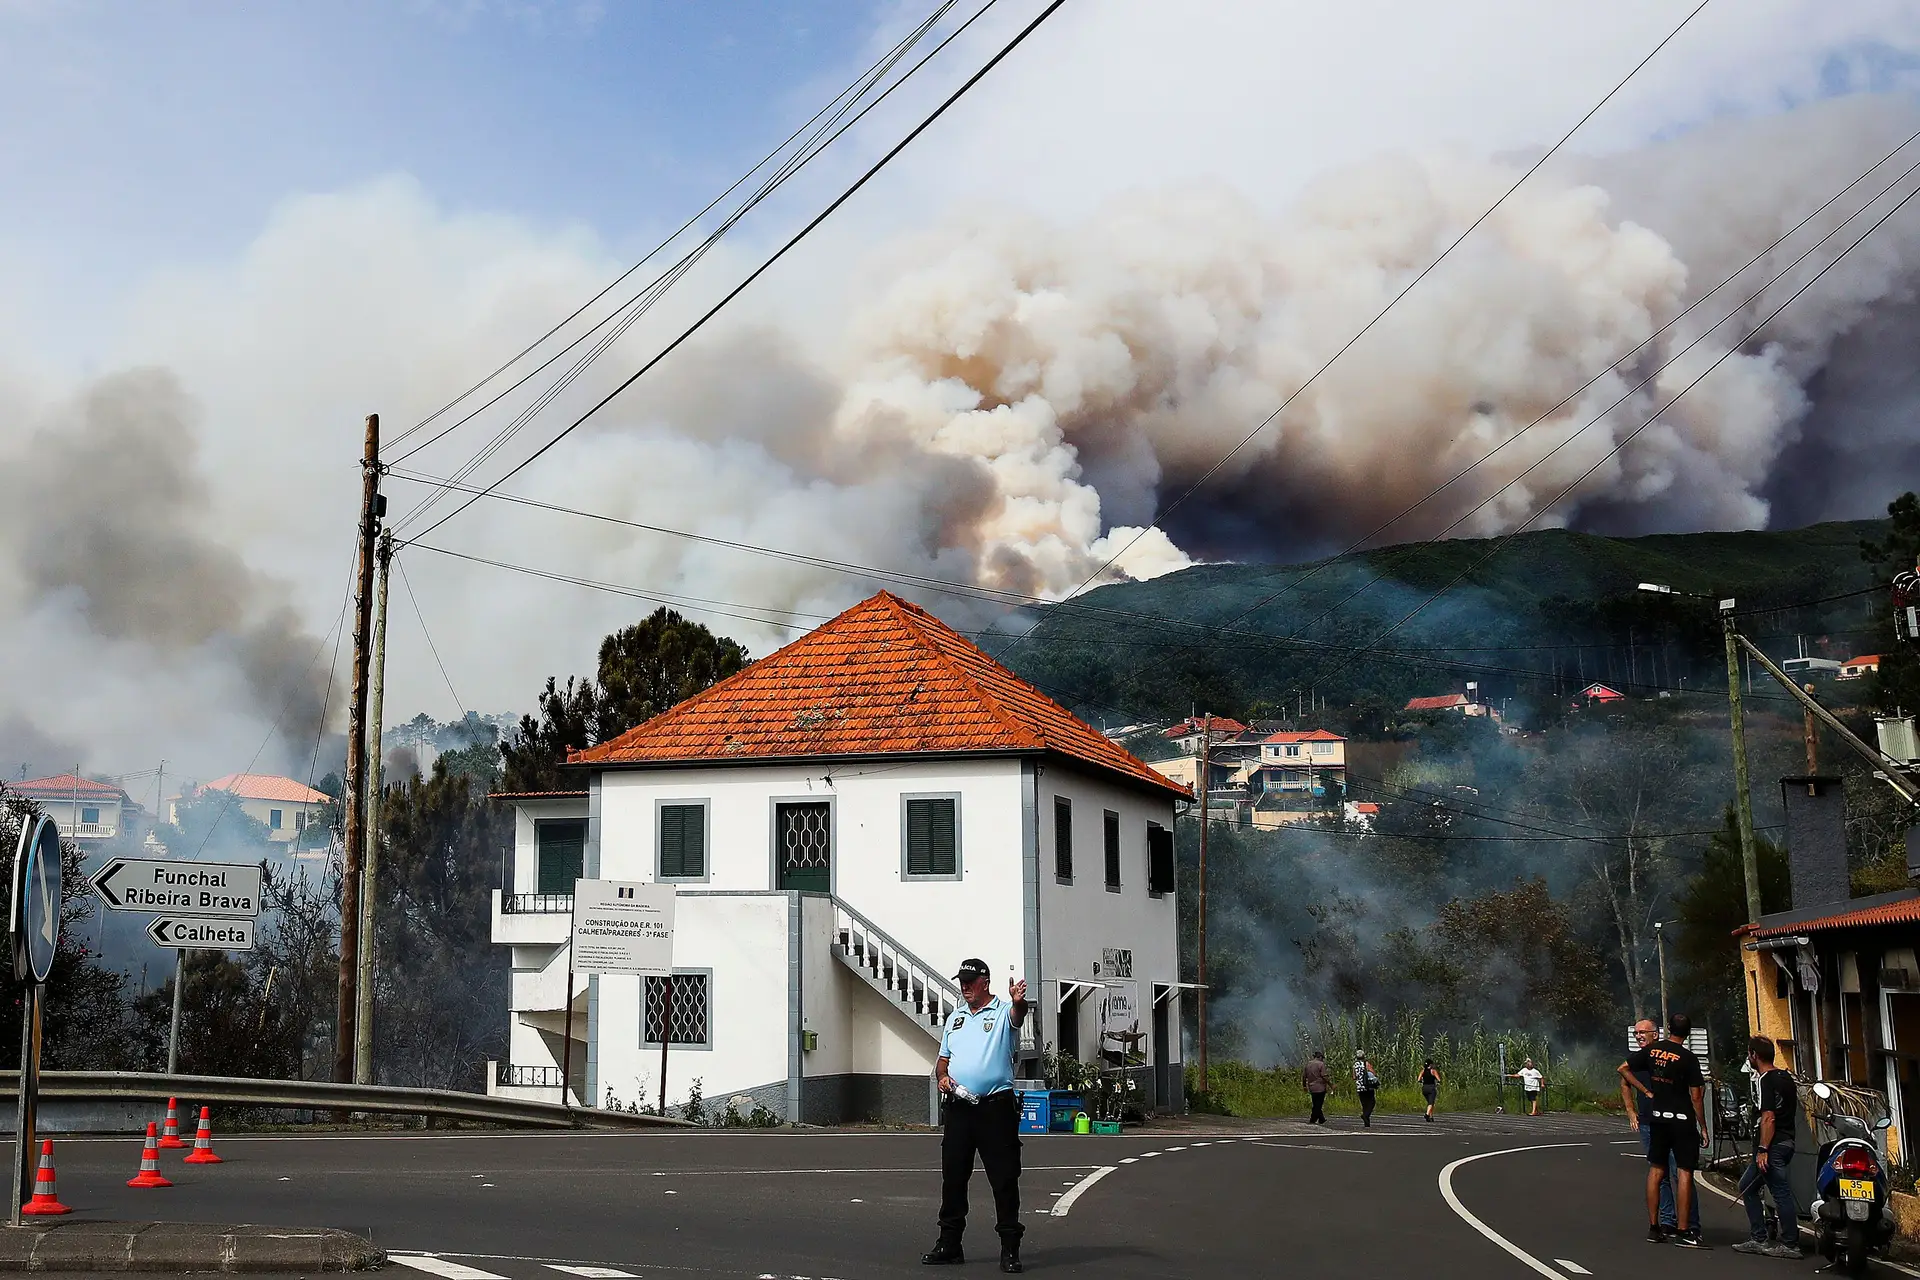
11,815,60,984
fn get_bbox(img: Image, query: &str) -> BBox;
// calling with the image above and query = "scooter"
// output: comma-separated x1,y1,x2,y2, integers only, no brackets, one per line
1806,1083,1896,1274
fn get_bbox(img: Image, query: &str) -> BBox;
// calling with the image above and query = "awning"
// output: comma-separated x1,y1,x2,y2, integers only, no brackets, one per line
1056,979,1108,1009
1151,981,1208,1006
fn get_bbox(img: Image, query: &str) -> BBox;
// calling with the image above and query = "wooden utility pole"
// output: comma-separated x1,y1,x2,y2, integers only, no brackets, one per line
1723,603,1762,923
336,414,381,1085
1803,682,1821,789
1196,715,1212,1095
354,529,392,1085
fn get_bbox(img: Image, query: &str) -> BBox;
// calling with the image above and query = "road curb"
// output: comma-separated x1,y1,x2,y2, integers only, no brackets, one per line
0,1220,384,1271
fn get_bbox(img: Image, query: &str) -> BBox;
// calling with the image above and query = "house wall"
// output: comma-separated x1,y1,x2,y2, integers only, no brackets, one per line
509,797,590,894
1036,759,1182,1089
231,796,320,843
25,797,125,840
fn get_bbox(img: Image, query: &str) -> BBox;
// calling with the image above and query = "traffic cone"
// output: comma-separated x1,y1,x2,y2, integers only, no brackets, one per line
20,1140,70,1215
127,1121,172,1188
157,1097,185,1148
182,1106,222,1164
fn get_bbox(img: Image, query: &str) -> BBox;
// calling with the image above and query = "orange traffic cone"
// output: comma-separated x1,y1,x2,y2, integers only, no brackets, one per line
157,1097,185,1148
182,1106,222,1164
20,1139,70,1215
127,1121,172,1188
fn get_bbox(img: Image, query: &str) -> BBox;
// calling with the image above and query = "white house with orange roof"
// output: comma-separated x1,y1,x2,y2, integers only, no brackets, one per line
13,774,136,841
1839,655,1882,681
167,773,329,844
487,592,1190,1124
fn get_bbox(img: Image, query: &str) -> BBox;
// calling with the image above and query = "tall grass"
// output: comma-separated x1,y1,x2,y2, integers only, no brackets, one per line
1189,1006,1617,1116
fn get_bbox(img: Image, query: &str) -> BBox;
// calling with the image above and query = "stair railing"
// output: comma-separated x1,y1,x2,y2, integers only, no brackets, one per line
831,898,964,1031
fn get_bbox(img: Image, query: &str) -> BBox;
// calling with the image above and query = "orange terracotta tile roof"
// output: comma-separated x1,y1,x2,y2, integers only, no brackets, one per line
1746,893,1920,938
13,774,129,802
1404,694,1469,711
199,773,328,804
1841,656,1881,667
1262,729,1345,744
572,592,1188,799
488,790,589,801
1165,716,1249,738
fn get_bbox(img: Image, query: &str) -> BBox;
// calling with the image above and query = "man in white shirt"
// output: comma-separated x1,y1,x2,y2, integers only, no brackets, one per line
1511,1057,1546,1115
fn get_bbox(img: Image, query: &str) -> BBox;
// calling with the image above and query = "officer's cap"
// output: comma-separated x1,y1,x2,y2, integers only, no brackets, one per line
954,958,991,982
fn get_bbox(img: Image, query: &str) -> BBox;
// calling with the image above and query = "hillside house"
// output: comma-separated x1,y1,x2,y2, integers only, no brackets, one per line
1162,716,1249,754
1404,693,1471,715
168,774,329,844
488,592,1188,1123
13,774,135,841
1840,656,1883,681
1577,683,1626,704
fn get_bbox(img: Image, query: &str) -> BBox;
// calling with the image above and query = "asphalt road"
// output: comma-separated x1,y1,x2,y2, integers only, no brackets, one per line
3,1111,1900,1278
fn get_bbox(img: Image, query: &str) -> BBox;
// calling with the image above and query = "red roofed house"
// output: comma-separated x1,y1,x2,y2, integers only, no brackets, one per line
168,773,329,844
1577,682,1626,704
12,774,134,841
489,592,1187,1123
1404,693,1471,715
1839,656,1882,681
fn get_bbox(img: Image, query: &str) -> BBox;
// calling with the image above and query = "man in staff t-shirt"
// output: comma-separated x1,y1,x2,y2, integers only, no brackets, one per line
1619,1012,1709,1248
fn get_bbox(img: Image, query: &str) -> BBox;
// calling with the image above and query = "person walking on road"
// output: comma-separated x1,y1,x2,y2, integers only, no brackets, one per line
1354,1051,1380,1128
1510,1057,1546,1115
1733,1035,1802,1259
923,959,1030,1274
1621,1019,1695,1238
1620,1012,1710,1249
1302,1049,1332,1125
1419,1059,1442,1123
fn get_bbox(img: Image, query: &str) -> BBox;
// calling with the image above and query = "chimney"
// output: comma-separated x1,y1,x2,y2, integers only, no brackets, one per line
1781,775,1849,911
1466,681,1480,705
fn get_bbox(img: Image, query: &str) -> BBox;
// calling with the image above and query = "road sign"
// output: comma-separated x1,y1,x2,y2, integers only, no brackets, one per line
147,916,255,951
10,815,60,984
570,879,675,976
91,857,261,918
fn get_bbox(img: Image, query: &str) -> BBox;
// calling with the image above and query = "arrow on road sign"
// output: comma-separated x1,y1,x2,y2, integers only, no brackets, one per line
147,917,255,951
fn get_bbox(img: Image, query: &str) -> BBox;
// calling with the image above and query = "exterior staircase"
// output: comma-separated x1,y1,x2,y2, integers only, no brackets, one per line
830,898,962,1042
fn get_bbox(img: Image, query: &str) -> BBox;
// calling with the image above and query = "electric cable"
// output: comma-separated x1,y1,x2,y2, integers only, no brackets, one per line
395,552,470,721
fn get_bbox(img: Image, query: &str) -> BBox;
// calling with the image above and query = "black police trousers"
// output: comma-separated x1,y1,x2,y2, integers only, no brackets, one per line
938,1090,1023,1245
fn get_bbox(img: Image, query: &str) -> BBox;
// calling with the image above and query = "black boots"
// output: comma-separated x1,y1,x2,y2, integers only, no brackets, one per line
921,1241,964,1266
1000,1243,1024,1273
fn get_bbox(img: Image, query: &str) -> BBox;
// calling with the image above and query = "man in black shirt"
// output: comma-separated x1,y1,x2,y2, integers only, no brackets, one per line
1733,1035,1802,1258
1619,1012,1709,1248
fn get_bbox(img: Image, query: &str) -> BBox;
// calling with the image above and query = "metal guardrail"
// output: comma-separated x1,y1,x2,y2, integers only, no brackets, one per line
502,893,574,914
0,1071,687,1130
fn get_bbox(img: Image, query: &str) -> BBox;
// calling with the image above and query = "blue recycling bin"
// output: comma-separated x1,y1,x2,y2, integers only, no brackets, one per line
1018,1091,1050,1134
1049,1092,1084,1131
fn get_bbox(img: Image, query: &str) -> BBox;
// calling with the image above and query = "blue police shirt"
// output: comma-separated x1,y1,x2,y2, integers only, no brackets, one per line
940,996,1018,1098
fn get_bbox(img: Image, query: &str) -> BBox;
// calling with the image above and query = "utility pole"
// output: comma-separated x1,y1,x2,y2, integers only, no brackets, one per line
1196,715,1212,1095
1654,921,1669,1030
1802,682,1820,788
336,414,381,1085
354,530,392,1085
1723,602,1763,923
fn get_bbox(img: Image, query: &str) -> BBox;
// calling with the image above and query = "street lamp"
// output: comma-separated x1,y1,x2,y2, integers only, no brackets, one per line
1638,582,1760,923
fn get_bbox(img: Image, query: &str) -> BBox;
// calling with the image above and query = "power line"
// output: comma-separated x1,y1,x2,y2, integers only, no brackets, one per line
400,0,1070,545
386,0,972,459
395,552,470,721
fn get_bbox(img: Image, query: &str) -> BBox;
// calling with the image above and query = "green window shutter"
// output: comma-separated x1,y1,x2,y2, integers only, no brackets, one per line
906,798,956,876
536,820,586,894
660,804,704,878
1054,798,1072,880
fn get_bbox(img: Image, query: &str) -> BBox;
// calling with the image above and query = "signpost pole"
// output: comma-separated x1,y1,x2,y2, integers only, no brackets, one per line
657,975,673,1117
167,948,186,1075
10,985,31,1226
560,967,575,1109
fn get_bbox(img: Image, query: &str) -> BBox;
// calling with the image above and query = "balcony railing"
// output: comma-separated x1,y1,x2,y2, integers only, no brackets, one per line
70,823,116,838
496,1064,563,1088
501,893,573,915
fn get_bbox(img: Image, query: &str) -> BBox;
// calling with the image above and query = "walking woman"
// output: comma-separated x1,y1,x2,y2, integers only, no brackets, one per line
1419,1058,1442,1123
1353,1052,1380,1128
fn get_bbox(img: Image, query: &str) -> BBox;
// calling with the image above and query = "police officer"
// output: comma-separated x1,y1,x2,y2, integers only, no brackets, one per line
923,958,1029,1273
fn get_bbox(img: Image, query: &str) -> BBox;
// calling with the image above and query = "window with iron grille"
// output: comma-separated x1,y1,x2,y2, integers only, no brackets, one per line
657,801,707,880
902,794,959,879
1054,797,1072,882
1104,810,1121,890
642,972,711,1047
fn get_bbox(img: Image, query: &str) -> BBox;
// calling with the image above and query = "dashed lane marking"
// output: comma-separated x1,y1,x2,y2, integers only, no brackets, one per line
1555,1262,1591,1275
391,1257,510,1280
1249,1141,1374,1155
546,1267,638,1278
1437,1144,1586,1280
1051,1165,1117,1217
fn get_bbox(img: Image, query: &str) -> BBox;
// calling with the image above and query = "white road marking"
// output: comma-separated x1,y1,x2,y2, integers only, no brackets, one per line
1165,1145,1186,1151
1555,1262,1591,1275
1141,1151,1160,1158
641,1165,1096,1177
1119,1157,1137,1164
546,1267,636,1278
1250,1141,1374,1155
392,1257,510,1280
1051,1166,1116,1217
1438,1144,1586,1280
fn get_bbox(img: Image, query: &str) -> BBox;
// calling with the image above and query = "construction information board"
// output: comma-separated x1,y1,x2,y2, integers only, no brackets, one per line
90,858,261,918
570,879,675,976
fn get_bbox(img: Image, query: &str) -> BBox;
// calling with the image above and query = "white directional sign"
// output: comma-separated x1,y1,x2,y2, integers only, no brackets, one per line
148,917,255,951
91,858,261,918
570,879,675,976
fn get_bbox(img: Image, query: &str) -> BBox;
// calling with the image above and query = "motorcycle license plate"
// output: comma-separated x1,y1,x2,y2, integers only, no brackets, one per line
1838,1178,1876,1201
